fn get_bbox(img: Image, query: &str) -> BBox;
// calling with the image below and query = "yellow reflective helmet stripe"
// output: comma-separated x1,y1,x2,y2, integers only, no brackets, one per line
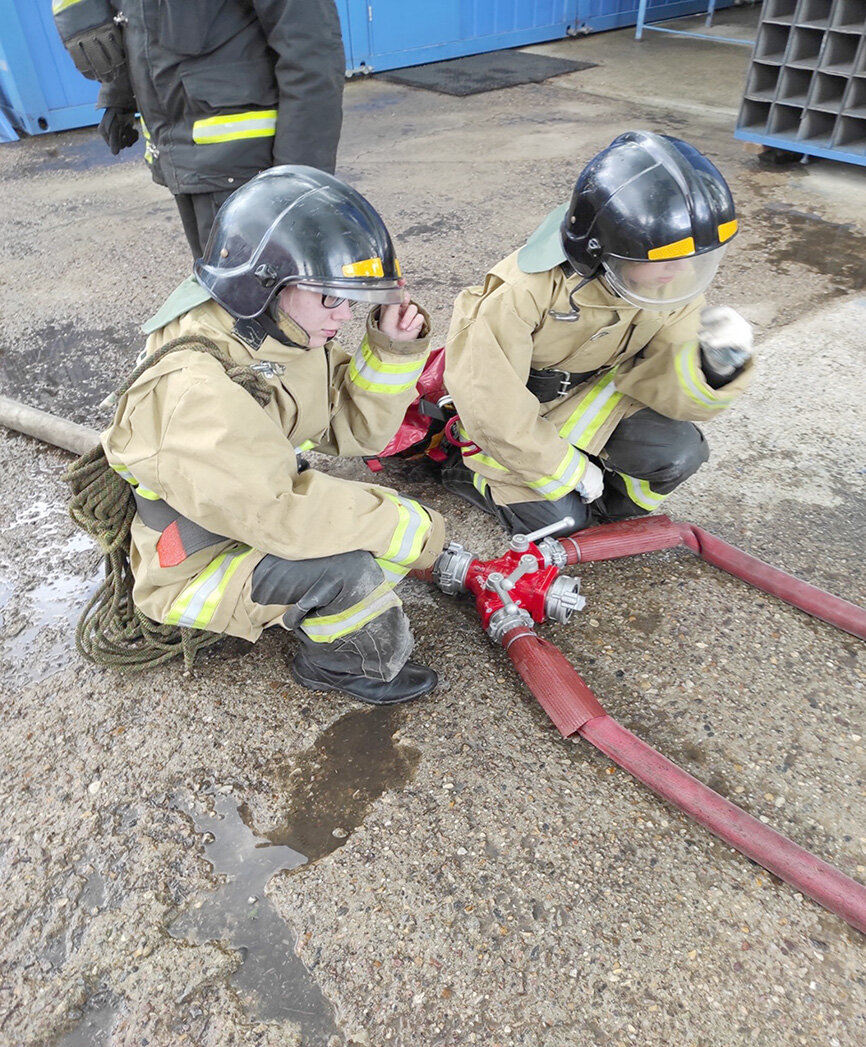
647,236,696,260
300,580,401,642
342,257,384,278
617,472,668,511
348,337,424,394
381,492,431,566
192,110,277,144
675,343,735,408
164,545,256,629
718,219,738,242
558,370,623,449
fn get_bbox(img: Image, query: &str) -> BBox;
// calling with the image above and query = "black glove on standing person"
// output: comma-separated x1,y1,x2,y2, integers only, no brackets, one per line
98,108,139,155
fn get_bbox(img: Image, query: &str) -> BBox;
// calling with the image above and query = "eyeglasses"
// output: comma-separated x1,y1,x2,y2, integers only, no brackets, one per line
321,293,349,309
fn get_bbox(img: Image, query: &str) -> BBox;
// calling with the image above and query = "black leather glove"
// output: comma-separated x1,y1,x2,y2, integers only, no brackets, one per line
98,108,139,155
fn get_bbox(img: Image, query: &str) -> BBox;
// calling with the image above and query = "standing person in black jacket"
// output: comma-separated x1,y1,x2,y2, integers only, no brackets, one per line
54,0,345,258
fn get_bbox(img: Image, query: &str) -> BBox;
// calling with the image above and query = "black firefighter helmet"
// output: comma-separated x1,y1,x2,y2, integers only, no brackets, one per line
561,130,738,309
195,166,405,319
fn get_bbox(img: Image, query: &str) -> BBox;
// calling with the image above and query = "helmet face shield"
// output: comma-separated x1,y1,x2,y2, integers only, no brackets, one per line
601,244,728,311
294,279,405,306
195,166,405,319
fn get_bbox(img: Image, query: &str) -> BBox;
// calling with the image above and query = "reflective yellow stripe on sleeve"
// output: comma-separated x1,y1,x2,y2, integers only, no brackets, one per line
525,444,588,501
164,545,257,629
374,559,411,584
348,337,425,395
192,110,278,144
558,369,623,449
456,423,507,472
381,492,432,566
674,343,735,408
110,462,160,500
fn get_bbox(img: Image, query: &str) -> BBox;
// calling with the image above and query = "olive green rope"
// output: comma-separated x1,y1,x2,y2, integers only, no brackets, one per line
63,335,274,673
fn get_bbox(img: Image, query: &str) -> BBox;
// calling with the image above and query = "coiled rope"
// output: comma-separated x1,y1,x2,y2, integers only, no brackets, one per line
64,335,273,672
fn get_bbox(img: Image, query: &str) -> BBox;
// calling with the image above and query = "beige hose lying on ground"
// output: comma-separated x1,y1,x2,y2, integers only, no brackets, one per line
0,394,99,455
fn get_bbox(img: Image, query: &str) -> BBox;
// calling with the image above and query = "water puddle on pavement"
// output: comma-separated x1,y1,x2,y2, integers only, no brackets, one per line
55,988,121,1047
170,706,420,1039
242,706,420,856
758,204,866,292
0,529,99,686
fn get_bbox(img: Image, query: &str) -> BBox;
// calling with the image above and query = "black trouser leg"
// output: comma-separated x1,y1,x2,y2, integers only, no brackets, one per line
251,551,412,681
594,408,709,521
174,188,238,260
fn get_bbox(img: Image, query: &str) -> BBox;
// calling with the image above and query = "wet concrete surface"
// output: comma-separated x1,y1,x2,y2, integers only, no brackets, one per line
2,10,866,1047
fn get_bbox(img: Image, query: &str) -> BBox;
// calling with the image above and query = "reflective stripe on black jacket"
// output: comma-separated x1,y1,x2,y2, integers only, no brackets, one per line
97,0,344,194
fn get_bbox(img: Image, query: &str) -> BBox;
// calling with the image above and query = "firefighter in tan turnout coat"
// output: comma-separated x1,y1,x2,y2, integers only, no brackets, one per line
102,166,444,704
442,131,755,537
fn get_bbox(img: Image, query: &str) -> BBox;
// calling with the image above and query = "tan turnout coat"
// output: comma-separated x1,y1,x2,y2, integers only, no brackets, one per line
102,292,445,639
445,250,754,506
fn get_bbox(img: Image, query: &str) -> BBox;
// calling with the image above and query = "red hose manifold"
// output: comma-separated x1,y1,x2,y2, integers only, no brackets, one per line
420,514,866,934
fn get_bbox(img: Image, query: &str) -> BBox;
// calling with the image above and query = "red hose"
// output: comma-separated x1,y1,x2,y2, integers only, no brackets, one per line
583,714,866,934
561,516,866,641
502,626,866,934
676,522,866,640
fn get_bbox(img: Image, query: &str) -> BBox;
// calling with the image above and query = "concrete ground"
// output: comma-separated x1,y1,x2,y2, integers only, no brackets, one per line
1,7,864,1046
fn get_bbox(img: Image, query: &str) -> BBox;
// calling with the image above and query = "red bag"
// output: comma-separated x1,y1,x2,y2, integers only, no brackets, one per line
364,347,451,471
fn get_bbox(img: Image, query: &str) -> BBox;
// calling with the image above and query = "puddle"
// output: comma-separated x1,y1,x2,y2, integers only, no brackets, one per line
0,319,140,422
170,793,338,1040
756,205,866,294
2,130,142,180
0,566,100,686
241,706,421,859
168,707,420,1037
55,988,121,1047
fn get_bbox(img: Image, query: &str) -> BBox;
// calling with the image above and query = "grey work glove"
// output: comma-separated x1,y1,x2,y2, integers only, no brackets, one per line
576,458,604,503
98,107,139,155
698,306,753,386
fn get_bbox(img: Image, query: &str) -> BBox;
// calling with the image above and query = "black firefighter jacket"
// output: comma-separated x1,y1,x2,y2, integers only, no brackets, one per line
97,0,345,194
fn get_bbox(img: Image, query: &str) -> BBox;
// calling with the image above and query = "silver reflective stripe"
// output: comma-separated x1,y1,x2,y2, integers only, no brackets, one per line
618,472,668,510
559,374,622,448
349,338,424,394
165,546,255,628
300,581,401,643
382,494,431,566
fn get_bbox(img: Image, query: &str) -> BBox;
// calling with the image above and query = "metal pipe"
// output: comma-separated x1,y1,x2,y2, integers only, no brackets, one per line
0,394,98,456
502,625,866,935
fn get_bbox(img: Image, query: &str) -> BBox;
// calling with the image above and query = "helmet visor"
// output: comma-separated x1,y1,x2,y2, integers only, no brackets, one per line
294,278,405,306
601,244,728,311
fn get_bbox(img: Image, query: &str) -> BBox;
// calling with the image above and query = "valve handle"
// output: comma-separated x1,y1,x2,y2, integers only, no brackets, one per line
503,554,539,588
510,516,576,552
486,571,520,612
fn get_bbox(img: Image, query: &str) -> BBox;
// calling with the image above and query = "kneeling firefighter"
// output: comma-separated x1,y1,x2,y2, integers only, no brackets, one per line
98,166,445,704
441,131,755,536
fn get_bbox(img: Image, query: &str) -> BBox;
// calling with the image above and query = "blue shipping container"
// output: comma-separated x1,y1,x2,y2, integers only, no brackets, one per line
0,1,732,139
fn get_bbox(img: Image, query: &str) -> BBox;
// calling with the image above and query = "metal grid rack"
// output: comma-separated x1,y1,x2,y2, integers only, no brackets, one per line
734,0,866,166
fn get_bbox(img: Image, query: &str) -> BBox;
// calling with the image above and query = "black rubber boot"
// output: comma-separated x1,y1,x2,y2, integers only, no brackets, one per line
289,652,438,705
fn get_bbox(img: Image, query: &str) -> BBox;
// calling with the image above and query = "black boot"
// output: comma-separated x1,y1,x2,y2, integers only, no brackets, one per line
290,652,438,705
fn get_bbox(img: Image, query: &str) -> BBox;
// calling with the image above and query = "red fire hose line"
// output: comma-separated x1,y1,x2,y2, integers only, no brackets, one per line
502,627,866,935
560,515,866,641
